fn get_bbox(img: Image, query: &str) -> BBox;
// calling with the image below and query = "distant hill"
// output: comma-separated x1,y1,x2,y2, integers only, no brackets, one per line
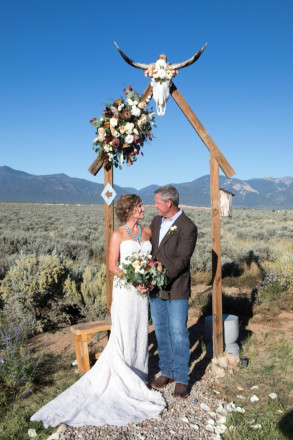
0,166,292,209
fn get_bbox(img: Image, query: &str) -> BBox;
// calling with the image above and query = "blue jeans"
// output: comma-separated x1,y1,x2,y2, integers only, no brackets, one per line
150,295,190,384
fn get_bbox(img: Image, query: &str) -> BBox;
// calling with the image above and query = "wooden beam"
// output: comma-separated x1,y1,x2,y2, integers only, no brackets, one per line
88,156,104,176
170,83,235,179
140,83,153,104
210,153,223,357
104,168,114,316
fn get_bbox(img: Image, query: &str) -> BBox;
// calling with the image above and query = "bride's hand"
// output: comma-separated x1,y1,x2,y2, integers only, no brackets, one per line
136,284,150,294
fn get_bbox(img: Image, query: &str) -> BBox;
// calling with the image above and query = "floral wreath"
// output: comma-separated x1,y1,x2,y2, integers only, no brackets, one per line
144,63,178,84
90,86,155,170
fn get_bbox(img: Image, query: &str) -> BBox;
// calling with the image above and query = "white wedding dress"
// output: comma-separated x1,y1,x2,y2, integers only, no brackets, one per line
31,240,165,428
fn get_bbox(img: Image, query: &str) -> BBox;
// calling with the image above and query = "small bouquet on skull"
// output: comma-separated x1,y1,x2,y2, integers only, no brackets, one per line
119,253,168,295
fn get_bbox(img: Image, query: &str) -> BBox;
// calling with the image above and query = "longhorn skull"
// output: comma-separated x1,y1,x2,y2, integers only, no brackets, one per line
114,42,207,116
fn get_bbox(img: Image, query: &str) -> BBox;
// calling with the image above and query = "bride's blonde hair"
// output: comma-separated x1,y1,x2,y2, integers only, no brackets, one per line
115,194,141,224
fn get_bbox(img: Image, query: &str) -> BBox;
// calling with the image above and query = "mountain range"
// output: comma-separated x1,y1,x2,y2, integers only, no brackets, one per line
0,166,293,209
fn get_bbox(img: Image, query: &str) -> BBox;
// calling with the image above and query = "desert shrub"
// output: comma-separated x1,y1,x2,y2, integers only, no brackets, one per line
65,264,107,321
0,322,44,395
0,253,78,334
256,254,293,304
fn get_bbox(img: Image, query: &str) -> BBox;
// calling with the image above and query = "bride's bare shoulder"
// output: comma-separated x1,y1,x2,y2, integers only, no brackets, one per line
110,226,124,242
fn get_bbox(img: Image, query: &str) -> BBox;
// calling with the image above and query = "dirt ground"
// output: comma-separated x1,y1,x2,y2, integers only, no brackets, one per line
30,284,293,361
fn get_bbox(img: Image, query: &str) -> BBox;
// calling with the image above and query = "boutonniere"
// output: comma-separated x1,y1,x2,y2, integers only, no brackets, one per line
168,225,178,235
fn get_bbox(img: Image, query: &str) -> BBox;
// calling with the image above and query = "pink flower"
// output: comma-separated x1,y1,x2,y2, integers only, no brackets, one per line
111,139,120,149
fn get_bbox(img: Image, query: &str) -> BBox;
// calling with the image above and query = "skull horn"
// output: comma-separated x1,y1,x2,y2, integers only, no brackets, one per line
169,43,207,70
114,42,150,70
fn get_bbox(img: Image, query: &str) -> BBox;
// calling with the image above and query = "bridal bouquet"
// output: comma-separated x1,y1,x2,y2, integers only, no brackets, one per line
119,253,168,295
90,86,155,170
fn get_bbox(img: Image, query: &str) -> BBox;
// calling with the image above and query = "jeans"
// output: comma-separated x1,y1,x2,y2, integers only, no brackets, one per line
150,295,190,384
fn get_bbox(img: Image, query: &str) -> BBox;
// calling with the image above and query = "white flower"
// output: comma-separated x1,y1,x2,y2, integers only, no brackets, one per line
148,112,155,120
269,393,277,399
131,106,141,117
110,105,119,116
103,145,113,153
110,117,118,127
118,103,124,111
108,153,114,161
133,128,139,135
127,98,134,106
159,69,167,80
125,122,134,134
125,134,134,144
250,395,259,402
100,117,104,121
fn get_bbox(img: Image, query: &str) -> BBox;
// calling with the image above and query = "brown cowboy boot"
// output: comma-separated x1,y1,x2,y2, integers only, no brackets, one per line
173,383,188,400
148,375,174,390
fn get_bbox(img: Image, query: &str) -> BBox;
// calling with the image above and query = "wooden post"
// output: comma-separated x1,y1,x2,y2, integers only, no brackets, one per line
170,83,235,179
104,167,114,316
210,153,223,357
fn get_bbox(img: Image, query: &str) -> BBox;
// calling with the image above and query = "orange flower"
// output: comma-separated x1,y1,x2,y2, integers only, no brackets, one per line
114,99,122,105
104,121,110,128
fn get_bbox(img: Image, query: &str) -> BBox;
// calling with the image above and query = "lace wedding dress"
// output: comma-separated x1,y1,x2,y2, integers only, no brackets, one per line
31,240,165,428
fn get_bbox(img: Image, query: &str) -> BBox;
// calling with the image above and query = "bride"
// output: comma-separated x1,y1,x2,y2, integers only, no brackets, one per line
31,194,165,428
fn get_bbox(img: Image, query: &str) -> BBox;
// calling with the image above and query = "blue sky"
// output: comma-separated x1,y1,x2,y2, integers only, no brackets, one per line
1,0,292,189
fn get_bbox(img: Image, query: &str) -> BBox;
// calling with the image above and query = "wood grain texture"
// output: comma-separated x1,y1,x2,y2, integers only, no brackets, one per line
210,153,223,357
88,156,104,176
104,168,114,316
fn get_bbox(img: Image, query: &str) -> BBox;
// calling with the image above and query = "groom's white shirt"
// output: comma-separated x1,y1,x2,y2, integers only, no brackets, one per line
158,209,182,245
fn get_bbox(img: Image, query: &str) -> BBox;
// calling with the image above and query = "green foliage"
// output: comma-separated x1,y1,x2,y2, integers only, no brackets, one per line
221,332,293,440
0,322,44,395
65,264,107,321
0,203,292,334
0,253,77,334
256,253,293,304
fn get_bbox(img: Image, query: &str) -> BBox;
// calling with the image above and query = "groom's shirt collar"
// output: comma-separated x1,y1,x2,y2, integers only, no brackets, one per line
158,209,182,245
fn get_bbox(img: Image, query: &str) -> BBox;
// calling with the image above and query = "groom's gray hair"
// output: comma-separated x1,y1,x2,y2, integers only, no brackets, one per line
155,185,179,207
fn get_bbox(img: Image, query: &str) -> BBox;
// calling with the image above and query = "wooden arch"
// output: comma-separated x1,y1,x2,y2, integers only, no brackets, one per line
88,58,235,358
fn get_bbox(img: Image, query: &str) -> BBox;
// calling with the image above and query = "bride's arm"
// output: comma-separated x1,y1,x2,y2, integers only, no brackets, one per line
108,230,123,276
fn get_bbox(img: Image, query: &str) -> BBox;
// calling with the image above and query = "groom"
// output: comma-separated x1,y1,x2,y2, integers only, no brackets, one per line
149,185,197,399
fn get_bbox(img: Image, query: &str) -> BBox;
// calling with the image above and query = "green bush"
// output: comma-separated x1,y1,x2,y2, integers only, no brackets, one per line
0,253,77,334
65,264,107,321
0,322,44,394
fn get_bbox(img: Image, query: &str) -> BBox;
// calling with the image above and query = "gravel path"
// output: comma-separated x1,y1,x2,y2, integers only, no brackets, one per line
57,377,222,440
56,347,225,440
50,315,228,440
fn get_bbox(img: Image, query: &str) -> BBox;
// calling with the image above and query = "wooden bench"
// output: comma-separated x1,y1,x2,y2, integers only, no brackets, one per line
70,320,111,373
